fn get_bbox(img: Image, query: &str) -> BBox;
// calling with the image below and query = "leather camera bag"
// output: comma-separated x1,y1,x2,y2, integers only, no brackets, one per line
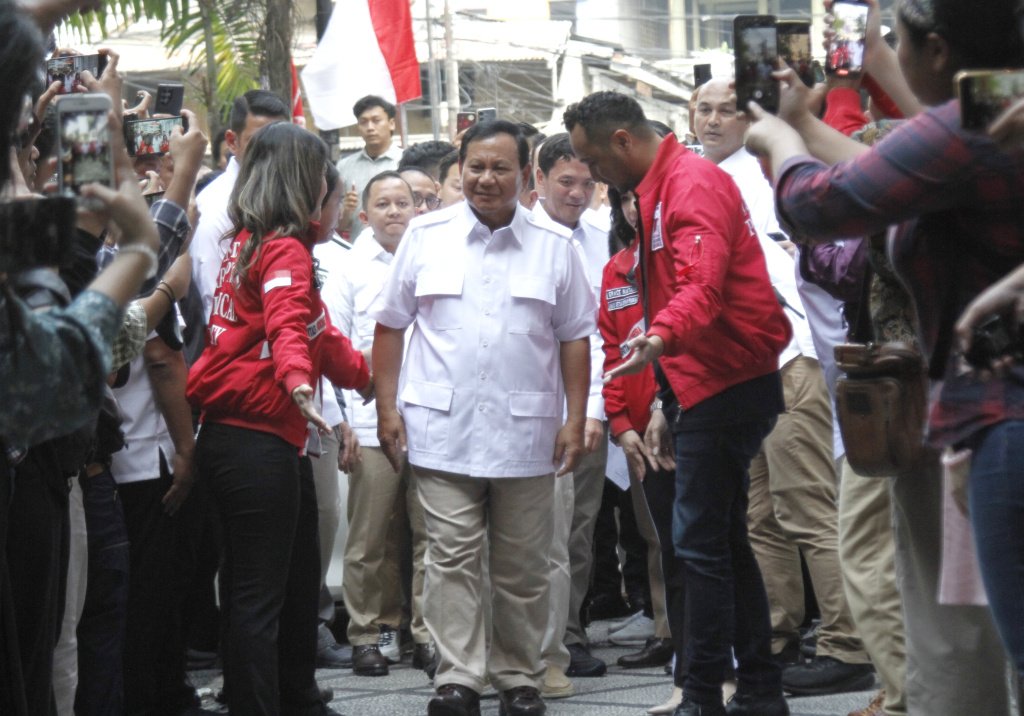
834,342,928,477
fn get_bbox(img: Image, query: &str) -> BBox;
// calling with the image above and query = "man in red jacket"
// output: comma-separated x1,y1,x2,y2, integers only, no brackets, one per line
565,92,791,716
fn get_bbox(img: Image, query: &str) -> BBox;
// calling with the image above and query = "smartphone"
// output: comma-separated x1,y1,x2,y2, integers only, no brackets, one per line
153,82,185,116
56,93,115,202
734,15,779,113
957,69,1024,131
694,63,712,88
45,54,108,96
456,111,477,133
477,107,497,123
124,116,186,157
827,0,869,77
0,196,77,274
777,20,815,88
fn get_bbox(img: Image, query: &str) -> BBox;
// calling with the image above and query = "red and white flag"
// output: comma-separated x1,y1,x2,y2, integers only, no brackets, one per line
301,0,422,130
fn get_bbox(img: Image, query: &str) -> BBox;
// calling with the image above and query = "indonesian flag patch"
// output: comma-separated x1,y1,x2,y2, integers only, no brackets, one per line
264,270,293,293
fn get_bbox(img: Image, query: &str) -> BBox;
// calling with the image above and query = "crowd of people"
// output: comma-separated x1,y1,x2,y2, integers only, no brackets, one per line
2,0,1024,715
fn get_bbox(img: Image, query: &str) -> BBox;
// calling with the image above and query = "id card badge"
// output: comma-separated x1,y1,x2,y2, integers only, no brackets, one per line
305,426,323,457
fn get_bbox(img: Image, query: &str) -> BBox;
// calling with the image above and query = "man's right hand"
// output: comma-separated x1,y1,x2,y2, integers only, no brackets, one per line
377,408,407,472
617,429,651,481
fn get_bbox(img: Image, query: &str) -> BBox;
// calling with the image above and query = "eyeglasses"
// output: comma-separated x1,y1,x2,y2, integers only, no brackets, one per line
412,192,441,210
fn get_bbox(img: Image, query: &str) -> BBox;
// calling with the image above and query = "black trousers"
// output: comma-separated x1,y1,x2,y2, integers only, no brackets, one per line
6,448,70,716
76,466,130,716
197,423,323,716
641,462,691,687
589,477,650,612
119,468,201,716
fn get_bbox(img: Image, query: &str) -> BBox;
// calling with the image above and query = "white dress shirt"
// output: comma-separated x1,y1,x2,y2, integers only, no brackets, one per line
532,200,609,421
192,157,240,322
369,201,597,478
320,232,396,445
313,236,354,429
110,338,175,484
718,147,817,367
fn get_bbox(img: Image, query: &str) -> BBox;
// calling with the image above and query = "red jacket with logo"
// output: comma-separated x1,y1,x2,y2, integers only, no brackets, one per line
599,243,658,438
187,225,370,448
635,135,790,410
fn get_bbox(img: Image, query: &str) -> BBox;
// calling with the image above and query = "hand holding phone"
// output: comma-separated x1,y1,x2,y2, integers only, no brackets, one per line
826,1,869,77
777,21,815,88
56,93,115,203
123,116,188,157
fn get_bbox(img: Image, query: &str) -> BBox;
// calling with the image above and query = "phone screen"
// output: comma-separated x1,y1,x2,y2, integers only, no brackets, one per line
778,22,815,88
58,106,113,194
734,17,779,113
125,116,185,157
46,54,108,95
456,112,477,133
959,70,1024,130
827,1,869,76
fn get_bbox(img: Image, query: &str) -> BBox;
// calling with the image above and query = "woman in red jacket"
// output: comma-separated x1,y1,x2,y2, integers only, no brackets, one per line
188,122,370,716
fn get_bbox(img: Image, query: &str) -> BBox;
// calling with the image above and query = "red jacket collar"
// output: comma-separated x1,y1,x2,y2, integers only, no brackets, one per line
635,133,684,200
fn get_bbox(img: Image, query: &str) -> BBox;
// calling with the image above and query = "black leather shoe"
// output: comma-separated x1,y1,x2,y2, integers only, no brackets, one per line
413,642,436,670
565,643,606,677
726,693,790,716
498,686,546,716
428,684,481,716
351,644,389,676
771,641,801,668
782,656,874,695
617,637,674,668
673,695,726,716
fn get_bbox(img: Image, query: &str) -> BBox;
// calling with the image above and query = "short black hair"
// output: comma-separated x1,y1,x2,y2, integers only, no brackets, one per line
537,132,576,176
648,120,673,138
438,150,460,184
211,128,228,163
517,121,541,138
361,169,412,208
398,140,456,180
458,120,529,169
324,162,340,201
353,95,396,120
900,0,1024,68
229,89,290,134
563,91,653,143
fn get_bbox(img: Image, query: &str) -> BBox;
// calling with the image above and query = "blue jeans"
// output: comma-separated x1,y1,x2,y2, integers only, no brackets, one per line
672,417,781,704
968,419,1024,681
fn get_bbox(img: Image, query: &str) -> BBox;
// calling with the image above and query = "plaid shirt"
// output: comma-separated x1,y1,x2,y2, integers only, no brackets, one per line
776,99,1024,447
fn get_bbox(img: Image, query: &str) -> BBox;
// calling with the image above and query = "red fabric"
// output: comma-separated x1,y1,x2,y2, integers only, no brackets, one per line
289,59,304,123
823,86,868,137
369,0,422,104
634,135,791,410
599,245,658,438
862,74,904,120
187,226,369,448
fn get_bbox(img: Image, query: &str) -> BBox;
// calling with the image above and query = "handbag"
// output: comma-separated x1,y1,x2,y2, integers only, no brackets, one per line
834,342,928,477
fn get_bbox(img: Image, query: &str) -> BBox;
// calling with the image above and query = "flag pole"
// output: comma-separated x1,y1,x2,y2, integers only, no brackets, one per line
399,102,410,149
424,0,442,139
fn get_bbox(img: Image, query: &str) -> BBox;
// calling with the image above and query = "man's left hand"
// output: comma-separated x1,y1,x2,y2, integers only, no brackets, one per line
583,417,604,452
162,450,194,515
553,420,585,477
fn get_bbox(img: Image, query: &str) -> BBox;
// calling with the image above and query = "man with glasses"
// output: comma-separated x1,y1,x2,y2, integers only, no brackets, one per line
400,167,442,214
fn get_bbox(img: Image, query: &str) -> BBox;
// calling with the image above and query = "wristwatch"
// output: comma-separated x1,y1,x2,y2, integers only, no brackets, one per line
649,398,663,412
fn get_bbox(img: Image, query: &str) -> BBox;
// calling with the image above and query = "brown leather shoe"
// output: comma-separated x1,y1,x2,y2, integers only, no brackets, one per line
499,686,546,716
428,684,481,716
847,690,885,716
351,644,388,676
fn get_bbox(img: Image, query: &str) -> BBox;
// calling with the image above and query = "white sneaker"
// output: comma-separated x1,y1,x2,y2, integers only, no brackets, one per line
607,610,644,634
609,615,656,646
377,625,401,663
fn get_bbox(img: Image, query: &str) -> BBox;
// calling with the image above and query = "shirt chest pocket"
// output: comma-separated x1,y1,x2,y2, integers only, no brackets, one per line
415,270,464,330
508,274,555,336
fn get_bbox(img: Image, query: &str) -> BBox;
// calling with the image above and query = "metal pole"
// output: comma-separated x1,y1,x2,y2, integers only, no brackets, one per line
444,0,460,139
424,0,442,139
399,102,410,148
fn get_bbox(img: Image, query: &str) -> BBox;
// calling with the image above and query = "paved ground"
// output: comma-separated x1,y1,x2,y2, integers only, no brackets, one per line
191,620,877,715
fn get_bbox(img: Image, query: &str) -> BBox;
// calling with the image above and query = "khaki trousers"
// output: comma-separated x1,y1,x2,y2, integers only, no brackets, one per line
565,434,608,645
628,468,671,639
343,447,428,645
541,474,573,670
890,457,1015,716
838,458,907,715
747,355,867,662
417,468,554,693
309,430,341,623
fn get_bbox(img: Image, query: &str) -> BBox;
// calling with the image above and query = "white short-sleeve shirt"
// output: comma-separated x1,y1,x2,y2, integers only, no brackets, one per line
368,201,597,478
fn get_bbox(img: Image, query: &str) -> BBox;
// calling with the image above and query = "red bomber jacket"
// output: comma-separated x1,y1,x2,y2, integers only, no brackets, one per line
599,243,658,439
187,225,370,448
634,135,791,410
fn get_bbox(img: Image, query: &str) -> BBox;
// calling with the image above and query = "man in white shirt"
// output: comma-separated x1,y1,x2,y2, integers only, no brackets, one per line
190,90,290,323
695,78,872,695
335,95,403,238
323,171,429,677
370,121,596,716
529,133,614,693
